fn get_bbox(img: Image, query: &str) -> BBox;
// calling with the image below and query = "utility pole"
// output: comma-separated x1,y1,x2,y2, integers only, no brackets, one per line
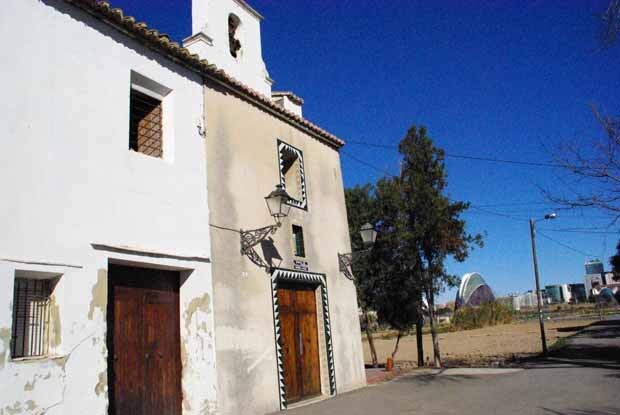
529,218,548,355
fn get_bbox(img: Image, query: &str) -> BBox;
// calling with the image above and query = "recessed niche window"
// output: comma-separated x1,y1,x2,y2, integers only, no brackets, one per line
228,14,241,58
278,140,307,210
292,225,306,257
129,71,172,159
11,272,60,359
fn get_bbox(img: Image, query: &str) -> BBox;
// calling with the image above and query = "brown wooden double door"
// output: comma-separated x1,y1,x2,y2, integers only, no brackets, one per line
108,264,182,415
278,284,322,404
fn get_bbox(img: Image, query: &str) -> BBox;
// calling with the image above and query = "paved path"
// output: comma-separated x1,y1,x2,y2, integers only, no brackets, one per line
281,317,620,415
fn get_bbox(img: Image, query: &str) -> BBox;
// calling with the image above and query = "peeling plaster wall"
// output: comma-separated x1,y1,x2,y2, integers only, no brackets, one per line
0,1,216,413
204,82,366,414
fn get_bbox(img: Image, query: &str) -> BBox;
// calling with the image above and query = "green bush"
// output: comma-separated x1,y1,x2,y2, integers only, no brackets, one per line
451,301,513,331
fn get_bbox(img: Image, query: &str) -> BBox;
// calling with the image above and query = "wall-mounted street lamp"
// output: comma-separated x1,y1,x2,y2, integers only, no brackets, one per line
240,184,292,270
338,223,377,281
529,212,557,356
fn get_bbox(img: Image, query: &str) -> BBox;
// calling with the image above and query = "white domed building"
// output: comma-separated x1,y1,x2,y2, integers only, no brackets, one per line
455,272,495,309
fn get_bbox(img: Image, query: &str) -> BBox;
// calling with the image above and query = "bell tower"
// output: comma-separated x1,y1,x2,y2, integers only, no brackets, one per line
184,0,273,96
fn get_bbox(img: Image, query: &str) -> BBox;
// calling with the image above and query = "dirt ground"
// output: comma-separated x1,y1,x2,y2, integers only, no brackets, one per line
362,318,597,366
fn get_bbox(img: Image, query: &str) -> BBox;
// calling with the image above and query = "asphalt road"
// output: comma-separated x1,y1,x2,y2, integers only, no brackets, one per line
282,317,620,415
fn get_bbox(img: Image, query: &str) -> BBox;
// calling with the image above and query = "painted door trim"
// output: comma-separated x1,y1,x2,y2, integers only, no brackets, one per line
270,268,336,410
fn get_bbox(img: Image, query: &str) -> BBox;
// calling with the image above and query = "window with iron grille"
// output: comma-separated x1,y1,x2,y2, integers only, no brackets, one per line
292,225,306,258
129,89,163,158
11,278,54,358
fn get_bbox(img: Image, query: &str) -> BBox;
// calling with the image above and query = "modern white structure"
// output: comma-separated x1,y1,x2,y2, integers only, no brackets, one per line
455,272,495,309
511,291,538,310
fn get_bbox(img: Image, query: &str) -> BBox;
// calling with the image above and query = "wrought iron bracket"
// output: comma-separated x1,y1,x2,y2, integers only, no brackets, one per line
240,223,280,271
338,249,371,281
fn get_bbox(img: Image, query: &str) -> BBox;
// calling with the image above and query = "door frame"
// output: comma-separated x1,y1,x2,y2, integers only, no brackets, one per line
106,263,183,415
270,268,336,410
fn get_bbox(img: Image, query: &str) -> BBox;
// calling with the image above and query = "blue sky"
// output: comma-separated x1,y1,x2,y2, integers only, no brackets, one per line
110,0,620,303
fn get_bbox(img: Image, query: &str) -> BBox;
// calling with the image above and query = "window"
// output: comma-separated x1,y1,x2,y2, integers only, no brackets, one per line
228,14,241,58
11,276,57,358
129,89,163,158
278,141,307,210
292,225,306,257
129,71,172,159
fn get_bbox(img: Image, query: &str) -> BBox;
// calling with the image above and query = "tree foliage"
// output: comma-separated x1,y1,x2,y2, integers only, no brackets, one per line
345,125,483,367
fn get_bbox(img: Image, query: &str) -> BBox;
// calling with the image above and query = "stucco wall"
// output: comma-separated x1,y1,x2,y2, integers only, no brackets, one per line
204,83,366,414
0,1,216,413
188,0,271,96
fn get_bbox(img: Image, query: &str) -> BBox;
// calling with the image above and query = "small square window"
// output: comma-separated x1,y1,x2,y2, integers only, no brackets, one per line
128,71,172,159
292,225,306,258
278,141,307,210
11,276,58,358
129,89,163,158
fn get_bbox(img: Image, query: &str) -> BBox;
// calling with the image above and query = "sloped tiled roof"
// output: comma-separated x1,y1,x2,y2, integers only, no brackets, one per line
64,0,345,149
272,91,304,106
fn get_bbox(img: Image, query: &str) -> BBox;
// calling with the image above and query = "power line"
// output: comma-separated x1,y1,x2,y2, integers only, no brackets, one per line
467,206,529,222
341,148,618,231
474,202,556,208
538,228,619,235
340,149,397,178
537,232,597,257
345,140,564,168
444,153,562,168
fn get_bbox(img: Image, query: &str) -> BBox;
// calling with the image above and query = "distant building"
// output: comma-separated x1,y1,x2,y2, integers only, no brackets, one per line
511,291,538,310
511,282,587,310
585,259,604,275
455,272,495,309
584,259,620,297
567,283,587,303
545,285,564,303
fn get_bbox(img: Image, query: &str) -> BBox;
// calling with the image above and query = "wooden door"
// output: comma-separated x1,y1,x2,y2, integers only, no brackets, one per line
108,265,182,415
278,284,321,404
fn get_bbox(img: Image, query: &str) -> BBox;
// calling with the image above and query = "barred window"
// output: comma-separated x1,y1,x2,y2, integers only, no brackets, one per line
11,277,54,358
292,225,306,258
129,89,163,158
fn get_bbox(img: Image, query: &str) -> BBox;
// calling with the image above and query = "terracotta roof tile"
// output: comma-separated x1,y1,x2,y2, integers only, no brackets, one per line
63,0,345,149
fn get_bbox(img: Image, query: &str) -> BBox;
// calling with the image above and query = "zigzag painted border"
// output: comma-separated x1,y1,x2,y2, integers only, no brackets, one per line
270,268,336,410
277,140,308,210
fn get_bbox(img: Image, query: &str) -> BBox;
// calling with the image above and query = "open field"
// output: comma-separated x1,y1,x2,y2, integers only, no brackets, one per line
362,317,598,366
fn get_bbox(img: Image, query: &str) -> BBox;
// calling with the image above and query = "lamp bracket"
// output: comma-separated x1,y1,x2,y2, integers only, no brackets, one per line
240,223,280,271
338,249,371,281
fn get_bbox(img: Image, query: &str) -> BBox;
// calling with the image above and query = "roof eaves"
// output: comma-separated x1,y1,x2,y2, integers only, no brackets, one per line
272,91,304,106
63,0,345,149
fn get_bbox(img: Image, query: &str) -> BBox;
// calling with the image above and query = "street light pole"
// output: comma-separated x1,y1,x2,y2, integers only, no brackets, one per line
529,218,548,355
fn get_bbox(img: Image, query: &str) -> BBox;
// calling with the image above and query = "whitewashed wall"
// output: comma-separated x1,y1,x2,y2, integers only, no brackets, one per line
186,0,272,96
0,1,217,413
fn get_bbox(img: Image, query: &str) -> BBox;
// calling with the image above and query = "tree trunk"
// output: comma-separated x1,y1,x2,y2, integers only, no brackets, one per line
391,330,403,360
415,300,424,367
364,311,379,368
426,289,442,368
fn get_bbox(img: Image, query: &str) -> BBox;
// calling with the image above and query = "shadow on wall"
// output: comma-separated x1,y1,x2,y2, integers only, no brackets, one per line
261,238,282,270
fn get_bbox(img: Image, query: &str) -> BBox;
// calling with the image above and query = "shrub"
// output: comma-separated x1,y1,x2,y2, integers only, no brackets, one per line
451,301,513,331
